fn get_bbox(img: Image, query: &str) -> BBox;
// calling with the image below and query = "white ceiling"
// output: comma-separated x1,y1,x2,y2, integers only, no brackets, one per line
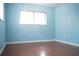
33,3,63,7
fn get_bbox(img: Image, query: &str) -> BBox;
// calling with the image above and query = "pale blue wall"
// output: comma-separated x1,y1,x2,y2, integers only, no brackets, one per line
55,3,79,44
5,3,79,44
0,21,5,50
0,4,5,50
5,3,55,42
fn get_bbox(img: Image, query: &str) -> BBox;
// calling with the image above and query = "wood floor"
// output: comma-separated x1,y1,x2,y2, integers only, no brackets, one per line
1,41,79,56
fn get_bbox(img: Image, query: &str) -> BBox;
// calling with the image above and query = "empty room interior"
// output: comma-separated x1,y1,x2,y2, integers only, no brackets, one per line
0,3,79,56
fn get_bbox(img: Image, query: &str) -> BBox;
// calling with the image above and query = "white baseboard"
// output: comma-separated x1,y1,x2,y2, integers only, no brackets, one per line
6,39,55,44
55,40,79,47
6,39,79,47
0,43,6,55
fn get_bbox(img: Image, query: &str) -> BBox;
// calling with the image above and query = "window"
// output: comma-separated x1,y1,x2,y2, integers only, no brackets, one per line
0,3,3,21
20,11,47,25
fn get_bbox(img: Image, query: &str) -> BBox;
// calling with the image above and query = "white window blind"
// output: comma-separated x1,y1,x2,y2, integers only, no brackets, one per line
20,11,47,25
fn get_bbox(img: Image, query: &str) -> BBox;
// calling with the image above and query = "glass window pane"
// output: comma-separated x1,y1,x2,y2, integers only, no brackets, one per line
34,12,47,25
20,10,47,25
20,11,33,24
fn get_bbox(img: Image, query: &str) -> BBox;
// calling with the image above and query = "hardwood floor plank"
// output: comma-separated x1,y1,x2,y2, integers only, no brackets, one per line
1,41,79,56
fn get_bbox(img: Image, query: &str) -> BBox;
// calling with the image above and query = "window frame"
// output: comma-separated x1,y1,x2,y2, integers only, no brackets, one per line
20,10,47,25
